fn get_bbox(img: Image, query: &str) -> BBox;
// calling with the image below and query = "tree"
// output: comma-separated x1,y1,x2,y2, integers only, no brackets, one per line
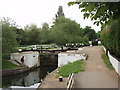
22,24,40,45
1,17,18,60
16,29,24,44
68,2,120,26
83,36,89,45
39,23,52,44
51,17,86,46
55,6,65,18
83,26,97,41
96,31,101,40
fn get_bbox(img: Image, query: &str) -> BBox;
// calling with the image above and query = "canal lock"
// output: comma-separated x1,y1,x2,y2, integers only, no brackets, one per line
2,53,58,88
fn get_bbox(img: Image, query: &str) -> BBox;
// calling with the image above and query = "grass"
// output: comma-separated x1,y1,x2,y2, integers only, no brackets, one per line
2,60,20,70
102,54,114,70
57,60,85,77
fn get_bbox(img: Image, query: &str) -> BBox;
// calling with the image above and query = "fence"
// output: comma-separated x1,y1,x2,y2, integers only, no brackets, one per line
102,46,120,76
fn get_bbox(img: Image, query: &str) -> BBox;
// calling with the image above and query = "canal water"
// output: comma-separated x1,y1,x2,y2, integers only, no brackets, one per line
2,65,57,88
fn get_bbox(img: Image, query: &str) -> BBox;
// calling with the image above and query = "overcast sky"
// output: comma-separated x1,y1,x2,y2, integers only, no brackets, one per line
0,0,101,32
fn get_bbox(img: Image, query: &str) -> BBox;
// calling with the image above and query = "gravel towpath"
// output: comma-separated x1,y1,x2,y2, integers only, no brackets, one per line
74,46,119,88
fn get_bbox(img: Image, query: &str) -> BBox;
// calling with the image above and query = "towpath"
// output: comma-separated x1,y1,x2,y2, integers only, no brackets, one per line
74,46,119,88
37,69,68,89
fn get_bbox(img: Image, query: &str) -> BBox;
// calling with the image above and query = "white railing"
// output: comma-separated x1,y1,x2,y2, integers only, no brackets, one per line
108,51,120,76
67,73,74,90
102,46,120,76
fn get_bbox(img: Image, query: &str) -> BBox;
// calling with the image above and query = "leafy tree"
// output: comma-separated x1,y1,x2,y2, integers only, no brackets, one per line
68,2,120,26
39,23,52,44
51,17,87,46
16,29,24,44
1,17,18,60
24,24,38,31
20,23,53,45
22,24,40,45
68,1,119,59
96,31,101,40
82,36,89,45
0,17,17,27
55,6,65,18
42,23,49,31
29,29,40,44
83,26,97,41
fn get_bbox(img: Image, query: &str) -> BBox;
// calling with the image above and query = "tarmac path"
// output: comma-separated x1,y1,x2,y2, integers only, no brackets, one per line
74,46,119,88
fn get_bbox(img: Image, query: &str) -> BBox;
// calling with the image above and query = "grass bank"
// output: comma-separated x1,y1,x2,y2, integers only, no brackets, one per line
102,54,114,70
2,60,20,70
57,60,85,77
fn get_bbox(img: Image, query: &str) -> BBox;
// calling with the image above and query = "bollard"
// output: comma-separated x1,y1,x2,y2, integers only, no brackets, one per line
59,76,63,82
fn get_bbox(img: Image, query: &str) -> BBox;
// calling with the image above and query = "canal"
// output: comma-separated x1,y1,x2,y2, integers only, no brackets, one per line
2,53,58,88
2,65,57,88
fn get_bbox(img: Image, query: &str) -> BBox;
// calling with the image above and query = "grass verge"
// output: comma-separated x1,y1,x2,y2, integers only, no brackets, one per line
2,60,20,70
57,60,85,77
102,54,114,70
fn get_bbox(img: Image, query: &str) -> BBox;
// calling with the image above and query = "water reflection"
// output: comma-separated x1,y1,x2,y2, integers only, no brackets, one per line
2,66,57,88
11,69,40,87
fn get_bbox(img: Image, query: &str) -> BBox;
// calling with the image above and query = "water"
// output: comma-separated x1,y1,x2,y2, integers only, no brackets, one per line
2,65,57,88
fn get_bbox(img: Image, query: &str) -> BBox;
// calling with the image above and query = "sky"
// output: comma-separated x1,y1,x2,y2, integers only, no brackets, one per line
0,0,101,32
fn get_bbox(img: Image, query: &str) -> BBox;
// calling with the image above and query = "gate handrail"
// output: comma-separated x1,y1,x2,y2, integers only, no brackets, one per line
67,73,74,90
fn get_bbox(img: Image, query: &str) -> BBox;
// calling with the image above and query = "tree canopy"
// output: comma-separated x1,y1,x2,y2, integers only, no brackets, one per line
1,6,98,60
51,17,89,46
1,17,18,60
55,6,65,18
68,2,120,26
82,26,97,41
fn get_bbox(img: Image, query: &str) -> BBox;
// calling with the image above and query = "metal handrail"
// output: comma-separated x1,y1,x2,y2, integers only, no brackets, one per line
67,73,74,90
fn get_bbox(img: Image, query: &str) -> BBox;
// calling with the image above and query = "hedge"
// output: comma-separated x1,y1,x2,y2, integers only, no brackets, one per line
101,18,120,60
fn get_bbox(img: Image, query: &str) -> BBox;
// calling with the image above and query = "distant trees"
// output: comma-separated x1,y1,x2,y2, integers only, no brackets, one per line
18,23,51,45
82,26,97,41
96,31,101,40
51,17,85,46
55,6,65,18
18,24,40,45
1,6,98,60
39,23,52,44
51,6,96,46
1,17,96,53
